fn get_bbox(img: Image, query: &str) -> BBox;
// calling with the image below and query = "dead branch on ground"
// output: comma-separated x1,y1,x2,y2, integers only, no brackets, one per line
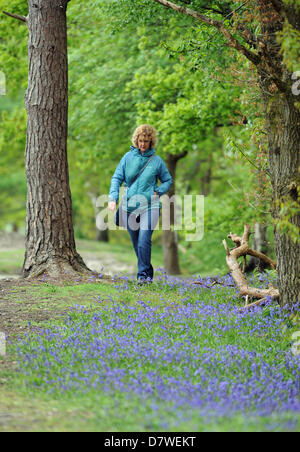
223,224,279,309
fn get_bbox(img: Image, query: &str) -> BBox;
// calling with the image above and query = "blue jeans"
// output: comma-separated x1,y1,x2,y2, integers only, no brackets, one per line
125,208,160,281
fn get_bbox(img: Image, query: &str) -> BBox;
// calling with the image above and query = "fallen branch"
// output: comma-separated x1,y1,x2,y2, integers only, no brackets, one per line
191,280,235,288
239,297,268,312
223,224,279,308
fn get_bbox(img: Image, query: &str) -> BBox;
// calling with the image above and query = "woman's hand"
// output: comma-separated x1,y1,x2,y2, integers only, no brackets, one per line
108,200,117,212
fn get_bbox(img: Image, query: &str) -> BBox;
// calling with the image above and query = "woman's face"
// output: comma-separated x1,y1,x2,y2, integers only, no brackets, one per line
138,135,151,152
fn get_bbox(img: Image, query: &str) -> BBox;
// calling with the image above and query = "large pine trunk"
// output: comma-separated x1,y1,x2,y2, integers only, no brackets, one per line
22,0,90,278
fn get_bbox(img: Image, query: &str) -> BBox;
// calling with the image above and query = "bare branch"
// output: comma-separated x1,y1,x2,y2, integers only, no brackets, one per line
227,233,242,247
3,10,27,23
240,296,268,311
247,249,277,269
241,224,251,245
222,239,230,256
224,225,280,301
152,0,261,65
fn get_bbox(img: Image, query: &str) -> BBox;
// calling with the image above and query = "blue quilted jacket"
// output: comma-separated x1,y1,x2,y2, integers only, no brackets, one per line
109,146,172,213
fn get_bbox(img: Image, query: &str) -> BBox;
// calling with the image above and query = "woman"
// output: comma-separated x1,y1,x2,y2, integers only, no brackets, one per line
108,125,172,284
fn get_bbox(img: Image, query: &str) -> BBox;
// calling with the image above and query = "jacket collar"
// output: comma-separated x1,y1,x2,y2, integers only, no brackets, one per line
130,145,156,157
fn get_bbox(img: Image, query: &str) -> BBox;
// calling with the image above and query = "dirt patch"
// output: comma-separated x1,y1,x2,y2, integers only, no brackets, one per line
0,273,118,342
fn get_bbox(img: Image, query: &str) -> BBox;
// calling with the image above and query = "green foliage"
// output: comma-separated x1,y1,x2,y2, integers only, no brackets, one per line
128,57,243,155
0,0,28,96
277,5,300,73
274,199,300,244
0,107,26,230
0,0,28,231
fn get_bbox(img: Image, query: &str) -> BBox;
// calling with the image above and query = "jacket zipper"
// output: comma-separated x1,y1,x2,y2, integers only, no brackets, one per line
136,154,143,197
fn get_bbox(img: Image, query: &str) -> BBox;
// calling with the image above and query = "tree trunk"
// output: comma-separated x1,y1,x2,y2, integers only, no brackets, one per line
162,151,187,275
200,151,213,196
22,0,90,278
257,4,300,306
261,88,300,306
96,229,109,242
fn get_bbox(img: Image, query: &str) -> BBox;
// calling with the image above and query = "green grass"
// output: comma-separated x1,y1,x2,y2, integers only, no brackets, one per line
0,249,24,274
0,385,297,432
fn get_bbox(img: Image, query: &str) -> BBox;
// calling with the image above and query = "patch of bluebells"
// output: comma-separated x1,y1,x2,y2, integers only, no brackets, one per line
15,269,300,423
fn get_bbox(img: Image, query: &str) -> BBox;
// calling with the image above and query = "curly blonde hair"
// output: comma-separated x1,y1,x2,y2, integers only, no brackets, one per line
132,124,158,149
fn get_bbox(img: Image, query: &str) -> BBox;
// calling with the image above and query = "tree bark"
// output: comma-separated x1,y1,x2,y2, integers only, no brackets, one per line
162,151,187,275
22,0,90,278
257,3,300,306
260,87,300,306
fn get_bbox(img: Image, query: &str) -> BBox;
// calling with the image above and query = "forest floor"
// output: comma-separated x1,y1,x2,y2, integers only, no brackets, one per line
1,233,298,432
0,232,135,347
0,232,139,380
0,275,117,346
0,231,163,346
0,275,126,431
0,231,188,343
